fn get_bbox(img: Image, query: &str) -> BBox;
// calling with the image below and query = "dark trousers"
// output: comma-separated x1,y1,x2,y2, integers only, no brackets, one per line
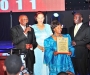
88,50,90,75
25,50,34,74
71,57,87,75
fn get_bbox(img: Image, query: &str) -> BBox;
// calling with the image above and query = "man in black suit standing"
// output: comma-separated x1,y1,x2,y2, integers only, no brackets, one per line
11,15,37,74
69,13,90,75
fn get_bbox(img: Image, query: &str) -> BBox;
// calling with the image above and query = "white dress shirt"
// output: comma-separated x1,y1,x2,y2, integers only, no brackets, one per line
20,24,27,37
19,25,27,68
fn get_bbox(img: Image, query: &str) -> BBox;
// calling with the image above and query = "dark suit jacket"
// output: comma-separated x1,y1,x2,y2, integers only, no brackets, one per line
69,23,90,58
11,25,37,63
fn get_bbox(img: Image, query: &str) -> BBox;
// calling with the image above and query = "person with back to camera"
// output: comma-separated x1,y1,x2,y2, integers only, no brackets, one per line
57,72,68,75
57,71,75,75
31,11,52,75
3,54,30,75
44,20,75,75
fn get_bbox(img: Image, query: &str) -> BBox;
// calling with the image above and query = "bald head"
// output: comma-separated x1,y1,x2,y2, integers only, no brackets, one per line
19,15,28,26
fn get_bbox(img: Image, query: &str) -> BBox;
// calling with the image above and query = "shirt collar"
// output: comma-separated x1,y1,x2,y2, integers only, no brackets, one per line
20,24,26,31
76,22,83,29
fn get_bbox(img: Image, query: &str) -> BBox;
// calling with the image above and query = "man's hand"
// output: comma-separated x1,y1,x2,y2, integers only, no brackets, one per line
24,27,31,34
86,44,90,50
26,44,33,50
72,41,76,46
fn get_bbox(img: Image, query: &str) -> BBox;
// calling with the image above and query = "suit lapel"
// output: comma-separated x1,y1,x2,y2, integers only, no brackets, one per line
27,30,32,43
71,26,75,40
18,25,24,34
74,23,84,38
72,26,75,39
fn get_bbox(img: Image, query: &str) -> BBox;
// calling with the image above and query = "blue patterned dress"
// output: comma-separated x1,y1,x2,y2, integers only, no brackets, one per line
31,24,52,75
44,34,75,75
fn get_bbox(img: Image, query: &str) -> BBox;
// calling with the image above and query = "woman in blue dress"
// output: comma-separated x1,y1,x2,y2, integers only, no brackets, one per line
44,20,75,75
31,11,52,75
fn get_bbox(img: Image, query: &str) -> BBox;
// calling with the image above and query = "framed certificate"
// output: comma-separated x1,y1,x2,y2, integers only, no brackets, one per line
57,37,69,53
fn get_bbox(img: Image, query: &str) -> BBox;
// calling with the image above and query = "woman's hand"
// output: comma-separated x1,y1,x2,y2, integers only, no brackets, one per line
54,51,71,55
37,45,44,52
67,52,71,55
54,51,59,55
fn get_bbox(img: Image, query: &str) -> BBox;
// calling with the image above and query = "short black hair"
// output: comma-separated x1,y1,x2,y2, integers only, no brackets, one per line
51,20,62,33
51,20,62,29
4,54,22,74
57,72,68,75
74,12,83,18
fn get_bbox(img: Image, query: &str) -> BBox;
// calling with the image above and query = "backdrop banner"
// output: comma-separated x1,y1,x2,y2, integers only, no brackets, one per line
0,0,65,12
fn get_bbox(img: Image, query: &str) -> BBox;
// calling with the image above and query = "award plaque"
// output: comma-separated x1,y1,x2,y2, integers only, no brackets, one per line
57,37,69,53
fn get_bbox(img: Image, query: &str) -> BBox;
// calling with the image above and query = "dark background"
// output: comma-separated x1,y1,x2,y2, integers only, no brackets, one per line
0,0,90,41
65,0,90,10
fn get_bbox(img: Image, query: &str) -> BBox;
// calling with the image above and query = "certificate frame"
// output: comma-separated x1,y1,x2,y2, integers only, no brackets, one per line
57,37,69,54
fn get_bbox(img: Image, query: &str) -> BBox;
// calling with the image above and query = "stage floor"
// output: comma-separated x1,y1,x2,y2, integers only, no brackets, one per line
0,41,13,56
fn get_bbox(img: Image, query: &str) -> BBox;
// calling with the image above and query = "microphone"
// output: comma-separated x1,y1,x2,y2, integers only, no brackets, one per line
26,24,31,32
26,24,29,27
26,24,32,28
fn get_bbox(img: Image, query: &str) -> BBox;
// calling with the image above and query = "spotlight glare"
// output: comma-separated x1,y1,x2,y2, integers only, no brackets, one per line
53,13,59,17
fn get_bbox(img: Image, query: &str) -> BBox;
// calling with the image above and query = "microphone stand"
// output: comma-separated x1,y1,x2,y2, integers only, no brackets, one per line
10,11,12,28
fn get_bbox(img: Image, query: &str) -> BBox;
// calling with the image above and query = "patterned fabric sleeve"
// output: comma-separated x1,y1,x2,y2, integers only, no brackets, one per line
67,34,75,57
44,38,54,64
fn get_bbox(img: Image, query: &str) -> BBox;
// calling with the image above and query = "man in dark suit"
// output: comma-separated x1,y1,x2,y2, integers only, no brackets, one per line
69,13,90,75
86,14,90,75
11,15,37,74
